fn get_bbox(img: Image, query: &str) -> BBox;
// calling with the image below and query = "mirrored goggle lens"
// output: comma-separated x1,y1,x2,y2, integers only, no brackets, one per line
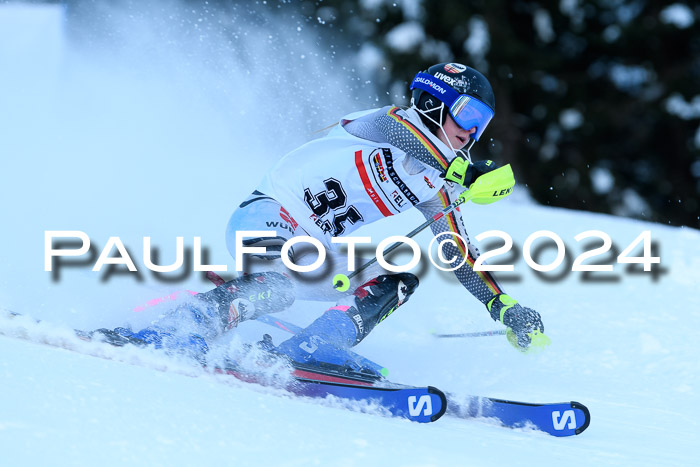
450,95,494,141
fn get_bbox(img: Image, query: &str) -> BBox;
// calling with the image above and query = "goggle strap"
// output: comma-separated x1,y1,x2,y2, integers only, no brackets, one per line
410,72,460,108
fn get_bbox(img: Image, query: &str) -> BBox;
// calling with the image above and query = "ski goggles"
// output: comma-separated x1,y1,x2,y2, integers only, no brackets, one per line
410,72,494,141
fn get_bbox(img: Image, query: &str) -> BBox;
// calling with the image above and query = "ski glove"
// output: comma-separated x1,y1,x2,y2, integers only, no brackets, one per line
443,158,499,188
487,294,549,351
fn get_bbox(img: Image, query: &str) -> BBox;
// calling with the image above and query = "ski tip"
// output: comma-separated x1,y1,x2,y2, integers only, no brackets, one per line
570,401,591,435
427,386,448,422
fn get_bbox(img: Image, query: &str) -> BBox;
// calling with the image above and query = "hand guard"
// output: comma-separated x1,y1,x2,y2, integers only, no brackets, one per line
487,294,549,352
444,157,499,188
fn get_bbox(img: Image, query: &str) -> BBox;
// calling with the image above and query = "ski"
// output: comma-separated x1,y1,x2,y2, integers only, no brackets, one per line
0,310,445,423
284,359,589,435
446,394,590,436
0,309,590,434
255,316,590,435
217,360,446,423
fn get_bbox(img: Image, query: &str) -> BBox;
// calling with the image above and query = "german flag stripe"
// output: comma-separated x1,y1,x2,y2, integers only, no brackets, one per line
354,150,393,217
436,188,502,294
437,189,467,258
386,107,449,170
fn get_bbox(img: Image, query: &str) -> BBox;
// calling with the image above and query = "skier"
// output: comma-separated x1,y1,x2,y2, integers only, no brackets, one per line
104,63,546,362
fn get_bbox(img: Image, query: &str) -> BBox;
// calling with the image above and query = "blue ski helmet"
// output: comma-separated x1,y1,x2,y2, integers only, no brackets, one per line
410,63,495,141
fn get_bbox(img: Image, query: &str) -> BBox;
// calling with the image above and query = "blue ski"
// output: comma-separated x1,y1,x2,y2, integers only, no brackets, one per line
215,362,446,423
256,315,590,435
293,382,447,423
1,310,446,424
2,310,589,433
446,394,590,436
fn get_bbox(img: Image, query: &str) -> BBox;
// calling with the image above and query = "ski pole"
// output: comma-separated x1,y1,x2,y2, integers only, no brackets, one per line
332,196,466,291
431,329,507,338
332,164,516,291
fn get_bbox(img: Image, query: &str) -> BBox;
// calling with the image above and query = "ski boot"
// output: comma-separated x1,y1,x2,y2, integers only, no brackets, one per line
275,273,418,379
89,325,210,359
197,271,295,330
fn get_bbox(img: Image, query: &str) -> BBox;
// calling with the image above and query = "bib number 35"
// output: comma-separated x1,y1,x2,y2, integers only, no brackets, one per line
304,178,363,236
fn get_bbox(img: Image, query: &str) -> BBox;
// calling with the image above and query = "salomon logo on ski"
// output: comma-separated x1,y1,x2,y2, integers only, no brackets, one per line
552,410,577,430
408,395,433,416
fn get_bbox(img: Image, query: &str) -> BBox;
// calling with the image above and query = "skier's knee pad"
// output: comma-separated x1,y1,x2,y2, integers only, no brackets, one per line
199,271,295,329
340,272,419,344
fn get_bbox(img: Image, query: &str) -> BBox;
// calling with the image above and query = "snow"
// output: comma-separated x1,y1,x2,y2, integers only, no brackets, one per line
665,94,700,148
609,63,655,93
2,3,700,466
464,16,490,65
559,0,585,29
590,166,615,195
396,0,424,21
602,24,622,43
660,3,695,29
385,21,425,53
357,42,385,74
559,108,583,130
665,93,700,119
559,0,581,17
533,9,555,43
615,188,652,218
614,2,645,25
691,161,700,179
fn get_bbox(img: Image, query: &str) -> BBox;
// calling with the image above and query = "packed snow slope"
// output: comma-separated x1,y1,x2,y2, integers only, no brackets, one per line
2,3,700,466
